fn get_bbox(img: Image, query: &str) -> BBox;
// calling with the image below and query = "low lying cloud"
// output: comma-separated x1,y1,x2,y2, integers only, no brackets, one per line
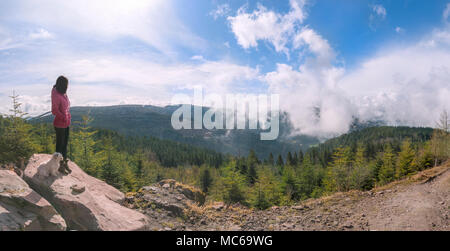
264,27,450,137
341,35,450,128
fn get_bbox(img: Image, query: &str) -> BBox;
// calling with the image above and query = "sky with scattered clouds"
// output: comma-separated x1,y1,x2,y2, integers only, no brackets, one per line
0,0,449,137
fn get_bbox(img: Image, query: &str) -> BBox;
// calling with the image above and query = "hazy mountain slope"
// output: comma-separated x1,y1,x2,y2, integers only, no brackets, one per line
312,126,433,157
323,126,433,148
32,105,320,158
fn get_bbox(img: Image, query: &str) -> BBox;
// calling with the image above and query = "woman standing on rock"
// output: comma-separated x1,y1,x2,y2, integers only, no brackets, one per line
51,76,72,174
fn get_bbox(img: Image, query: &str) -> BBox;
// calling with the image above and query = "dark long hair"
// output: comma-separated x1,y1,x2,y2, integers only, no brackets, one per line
54,76,68,94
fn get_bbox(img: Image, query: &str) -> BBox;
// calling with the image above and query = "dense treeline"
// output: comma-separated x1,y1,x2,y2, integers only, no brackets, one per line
300,126,434,169
1,94,449,209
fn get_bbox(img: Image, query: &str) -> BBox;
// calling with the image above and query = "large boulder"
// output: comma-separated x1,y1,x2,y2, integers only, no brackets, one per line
24,154,150,231
0,170,66,231
126,179,206,217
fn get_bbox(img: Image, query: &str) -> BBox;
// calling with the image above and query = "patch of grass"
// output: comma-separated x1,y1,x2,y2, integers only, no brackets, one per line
162,221,175,229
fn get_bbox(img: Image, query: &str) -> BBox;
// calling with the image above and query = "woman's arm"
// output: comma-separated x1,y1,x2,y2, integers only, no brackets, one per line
52,93,65,119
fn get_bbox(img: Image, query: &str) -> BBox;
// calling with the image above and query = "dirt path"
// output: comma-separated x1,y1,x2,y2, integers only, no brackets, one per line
364,166,449,231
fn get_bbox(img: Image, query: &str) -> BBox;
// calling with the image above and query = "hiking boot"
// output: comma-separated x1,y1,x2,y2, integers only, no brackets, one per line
59,160,68,175
63,159,72,174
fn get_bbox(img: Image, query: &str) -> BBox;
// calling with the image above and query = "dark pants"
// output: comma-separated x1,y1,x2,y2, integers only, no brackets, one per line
55,127,69,159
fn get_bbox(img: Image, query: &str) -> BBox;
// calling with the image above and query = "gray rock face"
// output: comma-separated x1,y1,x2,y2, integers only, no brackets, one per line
24,154,150,231
126,179,206,217
0,170,66,231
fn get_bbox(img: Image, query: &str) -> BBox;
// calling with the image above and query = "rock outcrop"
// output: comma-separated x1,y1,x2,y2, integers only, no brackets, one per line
126,179,206,218
23,154,150,231
124,179,206,231
0,170,66,231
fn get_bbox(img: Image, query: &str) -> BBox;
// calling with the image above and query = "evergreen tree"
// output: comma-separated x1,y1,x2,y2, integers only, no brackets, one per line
396,139,416,178
293,152,299,166
98,136,121,188
33,123,53,154
430,109,450,165
286,152,294,166
267,153,275,166
251,167,282,207
323,147,353,192
134,149,145,181
252,185,271,210
72,114,99,176
218,161,247,205
281,165,299,201
297,155,324,199
417,142,434,171
276,154,284,166
247,150,259,185
119,161,138,192
372,152,384,182
378,145,396,185
248,164,257,185
199,167,213,193
0,92,37,166
298,150,304,165
350,145,372,190
248,150,259,165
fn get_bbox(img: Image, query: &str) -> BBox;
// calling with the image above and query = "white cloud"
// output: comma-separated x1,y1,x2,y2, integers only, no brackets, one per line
293,27,335,67
29,28,53,40
372,4,387,19
444,3,450,22
395,27,405,33
191,55,205,61
0,26,53,51
0,38,19,51
0,53,260,116
210,4,231,20
0,0,205,55
264,64,349,138
369,4,387,30
228,0,307,56
233,1,350,137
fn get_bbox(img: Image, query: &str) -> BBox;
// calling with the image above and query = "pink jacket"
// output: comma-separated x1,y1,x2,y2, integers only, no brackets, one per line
51,87,71,128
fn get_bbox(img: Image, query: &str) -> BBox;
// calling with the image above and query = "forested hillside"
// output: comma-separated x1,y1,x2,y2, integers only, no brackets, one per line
32,105,320,159
1,96,449,210
305,126,434,168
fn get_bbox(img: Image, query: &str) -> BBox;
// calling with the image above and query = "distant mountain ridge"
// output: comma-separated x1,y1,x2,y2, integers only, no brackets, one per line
32,105,320,159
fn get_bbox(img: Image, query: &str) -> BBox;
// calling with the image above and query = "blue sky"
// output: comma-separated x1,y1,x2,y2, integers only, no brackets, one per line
0,0,449,136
